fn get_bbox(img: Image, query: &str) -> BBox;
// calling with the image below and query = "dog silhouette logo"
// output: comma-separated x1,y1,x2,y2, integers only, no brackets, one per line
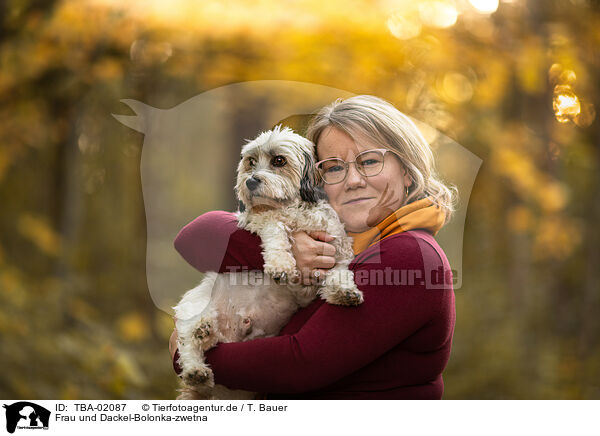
2,402,50,433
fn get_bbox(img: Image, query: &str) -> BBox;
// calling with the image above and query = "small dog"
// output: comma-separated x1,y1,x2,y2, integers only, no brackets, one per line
173,125,363,400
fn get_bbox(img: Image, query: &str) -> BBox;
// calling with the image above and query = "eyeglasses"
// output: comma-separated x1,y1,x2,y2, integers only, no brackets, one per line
315,148,401,185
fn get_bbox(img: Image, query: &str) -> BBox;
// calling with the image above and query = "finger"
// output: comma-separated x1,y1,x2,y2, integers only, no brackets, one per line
290,230,308,241
307,231,336,242
296,267,313,285
310,269,328,285
302,274,314,286
314,255,336,269
315,241,336,257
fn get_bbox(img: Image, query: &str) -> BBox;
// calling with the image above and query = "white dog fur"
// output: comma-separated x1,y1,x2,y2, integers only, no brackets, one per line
173,125,362,400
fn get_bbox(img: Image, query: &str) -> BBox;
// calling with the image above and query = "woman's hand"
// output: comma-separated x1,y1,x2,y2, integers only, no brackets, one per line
291,231,337,285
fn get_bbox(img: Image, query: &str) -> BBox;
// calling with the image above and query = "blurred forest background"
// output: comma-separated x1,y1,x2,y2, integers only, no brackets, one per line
1,0,599,399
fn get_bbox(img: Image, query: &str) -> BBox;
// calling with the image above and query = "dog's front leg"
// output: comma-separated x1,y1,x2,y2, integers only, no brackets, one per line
319,265,364,306
256,222,298,282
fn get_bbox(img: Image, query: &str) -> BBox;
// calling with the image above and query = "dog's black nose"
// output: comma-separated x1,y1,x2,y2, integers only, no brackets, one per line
246,176,261,191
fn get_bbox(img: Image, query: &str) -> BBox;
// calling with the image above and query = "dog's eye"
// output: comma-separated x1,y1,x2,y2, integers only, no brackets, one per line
248,157,256,167
272,156,287,167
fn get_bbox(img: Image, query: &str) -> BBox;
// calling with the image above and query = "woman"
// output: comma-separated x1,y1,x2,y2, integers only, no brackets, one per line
169,95,457,399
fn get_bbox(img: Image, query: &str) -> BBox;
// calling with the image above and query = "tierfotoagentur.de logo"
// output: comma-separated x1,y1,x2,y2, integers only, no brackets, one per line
2,402,50,434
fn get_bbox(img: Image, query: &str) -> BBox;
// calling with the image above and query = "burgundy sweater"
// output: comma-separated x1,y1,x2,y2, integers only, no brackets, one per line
173,211,455,399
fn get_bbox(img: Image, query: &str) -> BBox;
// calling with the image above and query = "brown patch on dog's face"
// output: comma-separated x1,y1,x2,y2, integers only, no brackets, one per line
241,155,256,172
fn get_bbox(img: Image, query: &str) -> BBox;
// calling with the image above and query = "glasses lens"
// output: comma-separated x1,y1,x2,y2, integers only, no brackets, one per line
356,150,385,177
318,159,346,184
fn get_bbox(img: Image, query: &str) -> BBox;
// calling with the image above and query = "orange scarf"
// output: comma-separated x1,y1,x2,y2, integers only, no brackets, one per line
347,197,447,256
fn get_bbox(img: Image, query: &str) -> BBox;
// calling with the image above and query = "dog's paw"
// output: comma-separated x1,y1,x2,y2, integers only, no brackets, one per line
326,288,364,306
342,289,364,306
271,271,287,283
264,264,298,282
263,263,277,276
193,321,212,341
269,269,300,284
183,365,214,388
318,269,363,306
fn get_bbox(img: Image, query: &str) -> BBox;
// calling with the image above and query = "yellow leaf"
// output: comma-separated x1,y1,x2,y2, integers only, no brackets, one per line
17,214,62,256
117,312,148,342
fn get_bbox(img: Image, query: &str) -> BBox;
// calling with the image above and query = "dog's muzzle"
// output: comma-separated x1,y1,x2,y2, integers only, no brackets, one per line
246,176,261,191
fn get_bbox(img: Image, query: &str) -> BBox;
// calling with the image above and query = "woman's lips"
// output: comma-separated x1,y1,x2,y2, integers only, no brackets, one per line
343,197,375,205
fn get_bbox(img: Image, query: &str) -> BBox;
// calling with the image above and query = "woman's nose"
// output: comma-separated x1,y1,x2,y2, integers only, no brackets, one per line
345,162,366,188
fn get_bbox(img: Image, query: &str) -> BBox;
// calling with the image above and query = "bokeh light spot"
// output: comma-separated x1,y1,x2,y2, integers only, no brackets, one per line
442,72,474,103
468,0,499,14
418,1,458,28
387,11,422,40
553,86,581,123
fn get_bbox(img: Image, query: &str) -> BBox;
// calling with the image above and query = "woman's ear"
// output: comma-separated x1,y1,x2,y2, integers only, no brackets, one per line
300,150,327,203
403,167,413,188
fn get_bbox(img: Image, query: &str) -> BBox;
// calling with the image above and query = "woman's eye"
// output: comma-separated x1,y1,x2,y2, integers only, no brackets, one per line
361,159,380,166
325,165,344,173
272,156,287,167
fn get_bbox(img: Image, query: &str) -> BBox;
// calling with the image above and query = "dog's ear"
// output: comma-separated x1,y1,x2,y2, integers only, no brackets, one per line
300,150,328,203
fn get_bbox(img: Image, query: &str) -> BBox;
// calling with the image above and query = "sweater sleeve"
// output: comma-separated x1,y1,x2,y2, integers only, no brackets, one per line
173,210,264,273
203,233,450,393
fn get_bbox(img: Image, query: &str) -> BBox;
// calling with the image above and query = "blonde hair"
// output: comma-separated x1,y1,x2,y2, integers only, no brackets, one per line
306,95,458,223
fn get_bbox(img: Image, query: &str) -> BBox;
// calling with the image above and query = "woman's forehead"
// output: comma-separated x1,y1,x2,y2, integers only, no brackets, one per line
316,126,379,159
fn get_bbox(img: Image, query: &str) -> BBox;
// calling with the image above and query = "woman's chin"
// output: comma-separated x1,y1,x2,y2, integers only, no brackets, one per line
342,217,371,233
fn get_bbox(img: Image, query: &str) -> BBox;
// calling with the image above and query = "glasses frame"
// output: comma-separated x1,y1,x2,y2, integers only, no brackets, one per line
315,148,402,185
